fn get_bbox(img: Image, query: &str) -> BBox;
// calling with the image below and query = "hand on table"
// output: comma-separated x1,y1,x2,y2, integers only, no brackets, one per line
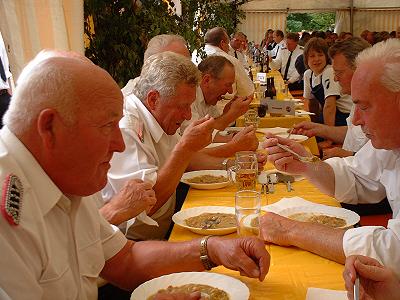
322,147,353,160
292,121,328,137
343,255,400,300
207,237,270,281
153,291,201,300
259,212,295,246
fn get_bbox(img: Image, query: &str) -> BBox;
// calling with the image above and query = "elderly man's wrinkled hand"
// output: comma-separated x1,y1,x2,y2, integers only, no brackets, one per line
343,255,400,300
259,212,295,246
227,96,253,118
230,126,259,151
109,179,156,222
292,121,326,137
152,291,201,300
206,237,270,281
262,135,309,174
181,115,216,152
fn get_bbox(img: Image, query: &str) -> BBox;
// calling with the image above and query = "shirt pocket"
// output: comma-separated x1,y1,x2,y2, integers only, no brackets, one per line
79,239,105,298
39,264,77,300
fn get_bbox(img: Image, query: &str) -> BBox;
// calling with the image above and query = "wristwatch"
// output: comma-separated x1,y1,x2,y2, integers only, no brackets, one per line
200,235,217,270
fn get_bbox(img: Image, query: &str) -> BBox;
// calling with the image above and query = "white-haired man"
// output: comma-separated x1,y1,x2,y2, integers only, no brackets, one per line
104,51,266,241
261,39,400,278
0,51,270,299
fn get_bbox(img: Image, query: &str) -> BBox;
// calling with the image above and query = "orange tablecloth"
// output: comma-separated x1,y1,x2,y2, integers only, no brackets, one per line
169,170,345,299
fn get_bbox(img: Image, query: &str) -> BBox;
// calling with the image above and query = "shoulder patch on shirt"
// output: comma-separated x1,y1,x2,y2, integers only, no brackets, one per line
1,174,23,226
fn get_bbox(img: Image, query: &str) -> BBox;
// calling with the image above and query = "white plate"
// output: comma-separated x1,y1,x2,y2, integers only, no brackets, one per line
278,205,360,228
172,206,236,235
131,272,249,299
181,170,230,190
275,133,308,142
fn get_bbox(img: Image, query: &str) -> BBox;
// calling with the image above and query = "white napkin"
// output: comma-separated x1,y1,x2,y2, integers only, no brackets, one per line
125,212,159,235
306,288,347,300
262,196,319,213
296,110,316,116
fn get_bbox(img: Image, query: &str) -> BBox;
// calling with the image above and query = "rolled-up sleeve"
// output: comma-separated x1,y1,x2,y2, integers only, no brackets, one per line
325,142,387,205
343,219,400,278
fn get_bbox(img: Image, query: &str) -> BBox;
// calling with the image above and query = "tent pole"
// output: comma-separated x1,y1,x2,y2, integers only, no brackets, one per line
350,0,354,35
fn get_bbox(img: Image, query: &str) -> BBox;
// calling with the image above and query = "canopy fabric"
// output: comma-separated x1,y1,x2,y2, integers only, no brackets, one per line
0,0,84,79
239,0,400,45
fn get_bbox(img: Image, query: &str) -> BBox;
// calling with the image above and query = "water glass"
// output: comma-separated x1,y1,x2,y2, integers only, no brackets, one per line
235,190,261,237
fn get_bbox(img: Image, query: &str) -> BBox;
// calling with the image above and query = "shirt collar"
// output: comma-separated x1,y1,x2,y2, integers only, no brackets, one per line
0,127,64,216
125,93,165,143
205,44,225,55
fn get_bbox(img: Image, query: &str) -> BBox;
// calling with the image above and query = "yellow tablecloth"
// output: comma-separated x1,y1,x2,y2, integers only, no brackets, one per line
169,171,345,299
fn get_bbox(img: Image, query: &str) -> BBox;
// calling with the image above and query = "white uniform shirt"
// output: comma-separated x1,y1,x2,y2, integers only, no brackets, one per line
0,127,127,300
180,86,220,134
303,65,353,114
228,45,249,72
343,104,369,152
325,142,400,277
270,45,303,84
203,44,254,98
0,32,11,90
270,39,286,59
102,93,180,240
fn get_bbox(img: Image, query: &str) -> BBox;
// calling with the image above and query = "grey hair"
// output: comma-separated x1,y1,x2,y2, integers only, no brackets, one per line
3,55,77,135
198,55,234,79
328,37,371,69
134,51,201,101
144,34,187,61
355,39,400,93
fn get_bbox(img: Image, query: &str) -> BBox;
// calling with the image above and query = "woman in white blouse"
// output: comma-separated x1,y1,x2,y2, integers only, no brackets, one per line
303,37,352,127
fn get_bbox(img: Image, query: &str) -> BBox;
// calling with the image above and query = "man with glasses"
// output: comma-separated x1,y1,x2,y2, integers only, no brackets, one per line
229,31,249,72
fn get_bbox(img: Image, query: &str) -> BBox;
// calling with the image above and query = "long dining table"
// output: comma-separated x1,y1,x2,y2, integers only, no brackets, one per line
169,166,346,299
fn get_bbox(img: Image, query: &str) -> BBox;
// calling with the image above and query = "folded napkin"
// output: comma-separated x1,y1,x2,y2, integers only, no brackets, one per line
262,196,322,213
306,288,347,300
126,211,159,235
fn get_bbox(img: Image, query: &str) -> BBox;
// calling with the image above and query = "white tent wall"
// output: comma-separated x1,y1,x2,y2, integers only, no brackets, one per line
239,0,400,44
0,0,84,79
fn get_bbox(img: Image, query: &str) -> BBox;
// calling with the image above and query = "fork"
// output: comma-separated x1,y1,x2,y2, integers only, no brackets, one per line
276,143,320,163
286,127,294,139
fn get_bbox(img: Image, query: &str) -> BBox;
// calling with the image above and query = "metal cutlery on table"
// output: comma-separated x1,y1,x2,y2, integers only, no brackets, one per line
276,143,320,163
354,274,360,300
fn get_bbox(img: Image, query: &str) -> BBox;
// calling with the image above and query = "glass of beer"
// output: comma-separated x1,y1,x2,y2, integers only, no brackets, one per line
244,109,259,128
235,190,261,237
228,151,258,191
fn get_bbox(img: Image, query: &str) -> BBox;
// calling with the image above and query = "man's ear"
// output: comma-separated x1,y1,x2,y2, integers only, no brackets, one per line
202,74,211,85
146,90,160,111
36,108,57,148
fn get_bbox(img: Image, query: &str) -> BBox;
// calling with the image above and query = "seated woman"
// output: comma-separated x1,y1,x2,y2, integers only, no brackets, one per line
303,37,352,127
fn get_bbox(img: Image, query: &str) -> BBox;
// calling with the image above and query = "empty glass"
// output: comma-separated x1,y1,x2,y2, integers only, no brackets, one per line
235,190,261,237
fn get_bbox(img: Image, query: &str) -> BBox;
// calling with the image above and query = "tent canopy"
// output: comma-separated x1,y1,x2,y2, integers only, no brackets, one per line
239,0,400,44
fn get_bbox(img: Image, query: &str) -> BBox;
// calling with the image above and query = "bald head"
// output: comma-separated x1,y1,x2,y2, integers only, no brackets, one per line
144,34,190,61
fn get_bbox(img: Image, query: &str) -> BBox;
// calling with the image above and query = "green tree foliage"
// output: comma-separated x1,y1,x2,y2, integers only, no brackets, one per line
287,12,335,33
84,0,248,87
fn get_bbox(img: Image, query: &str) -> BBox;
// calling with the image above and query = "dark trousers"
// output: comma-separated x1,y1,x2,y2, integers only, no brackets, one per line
0,90,11,128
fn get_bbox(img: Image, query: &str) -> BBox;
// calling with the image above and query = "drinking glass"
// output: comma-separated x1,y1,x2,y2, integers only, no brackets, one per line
228,151,258,191
235,190,261,237
244,109,259,128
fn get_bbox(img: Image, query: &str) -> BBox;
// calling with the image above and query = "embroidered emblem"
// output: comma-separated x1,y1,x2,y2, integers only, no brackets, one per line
1,174,23,226
137,120,144,143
